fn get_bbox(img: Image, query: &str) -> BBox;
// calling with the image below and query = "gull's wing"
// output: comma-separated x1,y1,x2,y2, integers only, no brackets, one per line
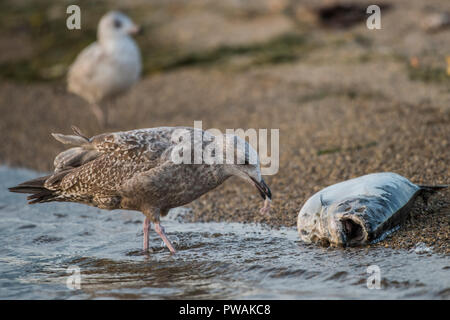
67,43,105,100
68,43,103,80
46,128,175,199
67,42,125,103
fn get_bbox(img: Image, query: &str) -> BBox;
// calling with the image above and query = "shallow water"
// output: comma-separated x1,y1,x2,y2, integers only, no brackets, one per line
0,166,448,299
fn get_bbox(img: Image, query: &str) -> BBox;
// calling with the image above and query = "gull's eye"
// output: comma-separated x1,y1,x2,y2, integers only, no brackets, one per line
113,19,122,29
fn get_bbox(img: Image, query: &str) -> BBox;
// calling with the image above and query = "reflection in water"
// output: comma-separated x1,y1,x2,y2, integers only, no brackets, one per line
0,166,449,299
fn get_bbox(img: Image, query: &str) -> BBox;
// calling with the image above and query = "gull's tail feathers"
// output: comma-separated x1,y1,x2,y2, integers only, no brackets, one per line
8,174,59,204
9,126,101,204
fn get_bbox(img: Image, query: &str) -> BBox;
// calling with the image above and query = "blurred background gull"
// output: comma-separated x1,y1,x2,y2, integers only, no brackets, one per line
67,11,141,127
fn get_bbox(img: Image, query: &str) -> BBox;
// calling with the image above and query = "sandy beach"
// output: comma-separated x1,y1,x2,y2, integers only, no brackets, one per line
0,0,449,254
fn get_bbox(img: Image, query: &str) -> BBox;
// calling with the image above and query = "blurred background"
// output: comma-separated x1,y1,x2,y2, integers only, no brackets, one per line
0,0,449,252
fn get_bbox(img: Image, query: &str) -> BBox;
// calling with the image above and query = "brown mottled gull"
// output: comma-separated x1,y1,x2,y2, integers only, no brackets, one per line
9,126,272,254
67,11,142,126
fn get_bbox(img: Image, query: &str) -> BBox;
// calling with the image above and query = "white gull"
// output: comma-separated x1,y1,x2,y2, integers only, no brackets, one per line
67,11,142,126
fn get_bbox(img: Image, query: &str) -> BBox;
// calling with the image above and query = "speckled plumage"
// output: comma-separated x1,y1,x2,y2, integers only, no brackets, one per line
10,126,272,253
46,128,226,218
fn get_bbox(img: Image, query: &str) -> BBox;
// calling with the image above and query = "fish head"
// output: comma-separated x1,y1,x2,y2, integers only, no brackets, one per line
325,198,369,247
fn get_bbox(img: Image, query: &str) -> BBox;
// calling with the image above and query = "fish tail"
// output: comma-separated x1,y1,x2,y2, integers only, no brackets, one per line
418,185,448,205
418,185,448,192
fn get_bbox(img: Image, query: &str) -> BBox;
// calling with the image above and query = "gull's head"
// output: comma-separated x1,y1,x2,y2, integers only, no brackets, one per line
223,134,271,201
98,11,140,41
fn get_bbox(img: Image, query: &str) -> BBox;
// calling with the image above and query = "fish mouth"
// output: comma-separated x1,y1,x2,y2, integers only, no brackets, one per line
340,217,367,246
251,177,272,200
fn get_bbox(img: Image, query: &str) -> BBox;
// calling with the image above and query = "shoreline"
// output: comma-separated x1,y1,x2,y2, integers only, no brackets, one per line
2,162,448,254
1,0,449,255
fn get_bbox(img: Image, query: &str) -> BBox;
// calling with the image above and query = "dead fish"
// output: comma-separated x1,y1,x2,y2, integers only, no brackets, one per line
297,172,447,247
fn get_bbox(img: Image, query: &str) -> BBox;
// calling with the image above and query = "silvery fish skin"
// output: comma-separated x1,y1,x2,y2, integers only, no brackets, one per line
297,172,435,247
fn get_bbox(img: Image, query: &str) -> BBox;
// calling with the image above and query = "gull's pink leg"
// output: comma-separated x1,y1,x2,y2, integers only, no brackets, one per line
260,198,271,215
154,222,176,254
143,217,151,252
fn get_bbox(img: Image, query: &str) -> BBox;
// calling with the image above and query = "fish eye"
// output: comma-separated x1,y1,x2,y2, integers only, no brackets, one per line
113,19,122,28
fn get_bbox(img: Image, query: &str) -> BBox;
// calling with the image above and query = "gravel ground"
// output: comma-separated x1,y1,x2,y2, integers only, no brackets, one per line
0,0,449,253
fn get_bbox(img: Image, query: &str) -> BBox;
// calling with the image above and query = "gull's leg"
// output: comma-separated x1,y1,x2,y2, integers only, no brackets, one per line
143,217,151,252
90,103,106,127
154,222,176,254
260,198,271,215
103,101,110,127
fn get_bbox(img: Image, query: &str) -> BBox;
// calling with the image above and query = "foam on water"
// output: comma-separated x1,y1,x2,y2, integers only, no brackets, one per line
0,166,449,299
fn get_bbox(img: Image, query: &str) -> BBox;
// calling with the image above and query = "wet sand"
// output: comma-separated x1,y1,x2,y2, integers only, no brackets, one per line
1,167,448,299
0,0,449,253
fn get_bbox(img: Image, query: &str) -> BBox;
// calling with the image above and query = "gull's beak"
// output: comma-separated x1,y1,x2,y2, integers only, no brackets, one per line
251,177,272,200
129,24,142,35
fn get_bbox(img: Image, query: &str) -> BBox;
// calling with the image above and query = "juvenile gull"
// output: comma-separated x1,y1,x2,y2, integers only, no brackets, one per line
9,126,272,253
67,11,142,126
